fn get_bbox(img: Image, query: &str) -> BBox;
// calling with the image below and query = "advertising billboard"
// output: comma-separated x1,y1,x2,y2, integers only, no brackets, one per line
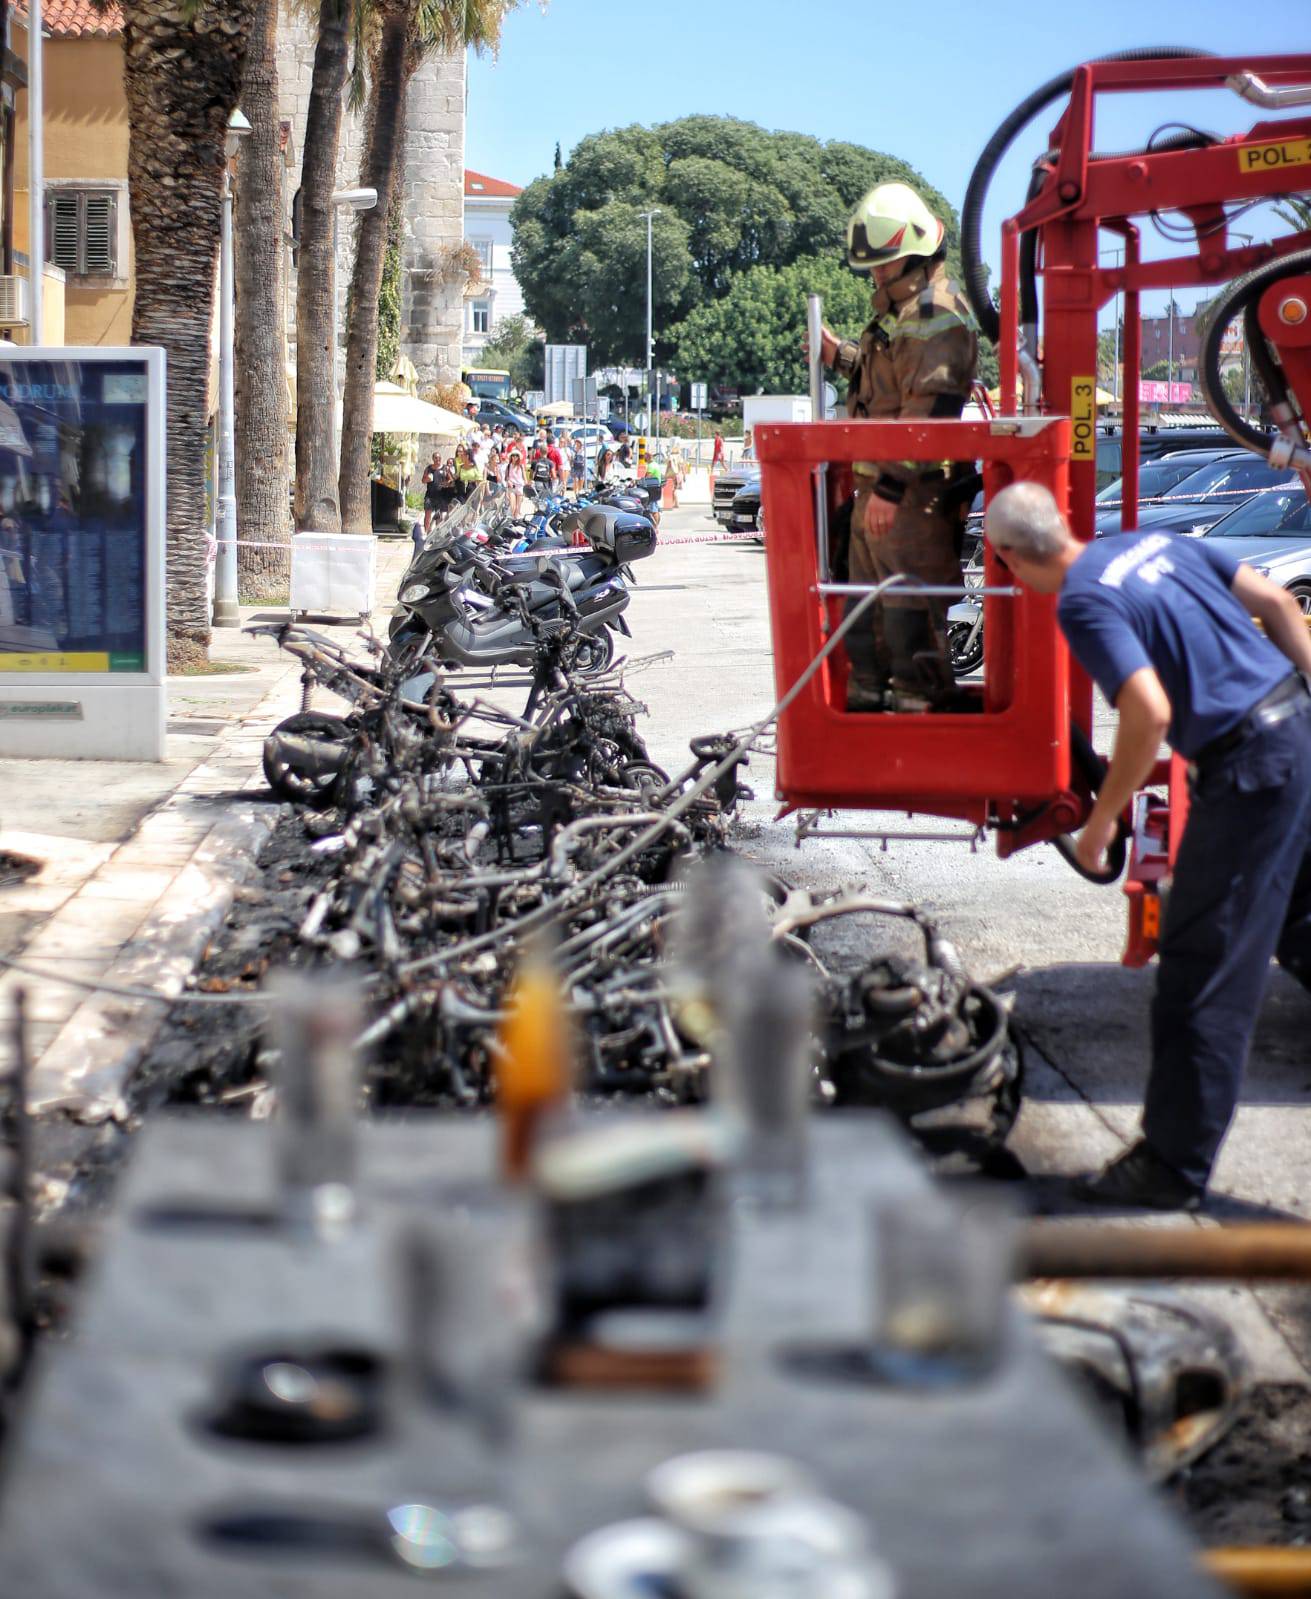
0,348,166,759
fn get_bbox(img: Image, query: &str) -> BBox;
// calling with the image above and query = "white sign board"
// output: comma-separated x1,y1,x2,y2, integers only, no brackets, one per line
544,344,587,406
689,382,707,411
0,347,166,760
290,533,377,620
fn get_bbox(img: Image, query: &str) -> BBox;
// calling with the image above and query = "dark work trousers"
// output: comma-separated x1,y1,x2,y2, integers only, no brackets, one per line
1144,703,1311,1188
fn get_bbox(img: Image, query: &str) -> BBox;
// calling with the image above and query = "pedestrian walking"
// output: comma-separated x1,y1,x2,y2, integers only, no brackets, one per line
711,431,725,471
421,451,450,535
985,480,1311,1209
505,447,525,518
569,438,586,493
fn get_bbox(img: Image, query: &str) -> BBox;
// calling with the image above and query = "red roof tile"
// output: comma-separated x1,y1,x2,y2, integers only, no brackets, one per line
464,169,522,200
13,1,124,38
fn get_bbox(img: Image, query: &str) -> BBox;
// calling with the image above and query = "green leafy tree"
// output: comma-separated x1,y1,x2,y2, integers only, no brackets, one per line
1097,329,1118,387
672,256,999,398
670,256,870,397
481,314,544,395
511,117,957,367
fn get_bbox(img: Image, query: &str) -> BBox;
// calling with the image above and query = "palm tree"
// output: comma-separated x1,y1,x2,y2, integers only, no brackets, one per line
234,0,290,597
96,0,260,668
293,0,353,532
336,0,516,534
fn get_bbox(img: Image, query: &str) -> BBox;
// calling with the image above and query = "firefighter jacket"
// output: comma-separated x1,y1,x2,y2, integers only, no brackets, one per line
832,258,979,503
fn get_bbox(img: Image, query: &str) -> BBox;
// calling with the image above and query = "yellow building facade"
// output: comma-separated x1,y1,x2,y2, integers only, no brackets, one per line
10,2,130,346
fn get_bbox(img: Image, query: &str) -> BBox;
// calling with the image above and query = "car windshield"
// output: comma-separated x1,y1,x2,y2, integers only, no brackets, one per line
1167,456,1291,500
1204,485,1311,537
1096,456,1220,504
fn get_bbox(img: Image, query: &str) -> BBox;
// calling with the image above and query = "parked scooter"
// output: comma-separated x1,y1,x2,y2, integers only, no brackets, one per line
388,504,656,676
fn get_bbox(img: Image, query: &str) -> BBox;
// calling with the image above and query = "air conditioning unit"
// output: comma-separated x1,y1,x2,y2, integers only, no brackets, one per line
0,276,30,327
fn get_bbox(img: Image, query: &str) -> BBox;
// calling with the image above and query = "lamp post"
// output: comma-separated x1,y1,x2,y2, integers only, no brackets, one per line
27,0,43,344
212,107,251,629
329,187,378,464
1232,233,1254,419
639,208,660,440
1108,247,1123,402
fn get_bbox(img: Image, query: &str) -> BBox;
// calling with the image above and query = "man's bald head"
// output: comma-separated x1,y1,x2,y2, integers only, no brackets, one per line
984,482,1075,563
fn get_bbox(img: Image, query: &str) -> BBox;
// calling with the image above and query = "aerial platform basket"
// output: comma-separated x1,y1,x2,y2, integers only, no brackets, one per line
756,416,1079,847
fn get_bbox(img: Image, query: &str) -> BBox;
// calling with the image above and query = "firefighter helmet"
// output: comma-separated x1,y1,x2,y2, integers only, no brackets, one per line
847,183,946,270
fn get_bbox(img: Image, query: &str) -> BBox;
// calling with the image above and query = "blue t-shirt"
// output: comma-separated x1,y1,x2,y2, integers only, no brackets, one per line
1057,532,1289,758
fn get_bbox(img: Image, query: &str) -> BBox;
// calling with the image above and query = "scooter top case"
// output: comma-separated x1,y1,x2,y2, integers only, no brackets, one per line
557,504,657,564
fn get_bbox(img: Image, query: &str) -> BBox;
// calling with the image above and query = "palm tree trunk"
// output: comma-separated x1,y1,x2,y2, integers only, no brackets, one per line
118,0,259,670
293,0,351,533
338,3,416,535
234,0,289,598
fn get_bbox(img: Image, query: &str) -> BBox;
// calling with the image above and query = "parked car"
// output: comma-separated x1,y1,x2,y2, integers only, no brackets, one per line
1093,426,1243,491
728,479,763,538
568,423,617,448
1093,449,1236,532
1095,453,1299,538
475,398,536,435
713,466,760,527
1200,485,1311,610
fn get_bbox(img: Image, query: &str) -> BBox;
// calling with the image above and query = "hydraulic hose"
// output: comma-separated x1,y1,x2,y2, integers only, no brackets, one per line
960,49,1212,343
1052,721,1128,886
1198,248,1311,453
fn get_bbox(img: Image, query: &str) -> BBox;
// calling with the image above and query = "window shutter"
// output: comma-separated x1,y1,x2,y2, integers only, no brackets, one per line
48,192,81,272
82,193,115,274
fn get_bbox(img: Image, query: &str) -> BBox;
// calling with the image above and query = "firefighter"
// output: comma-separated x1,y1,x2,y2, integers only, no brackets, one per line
985,481,1311,1209
818,183,979,712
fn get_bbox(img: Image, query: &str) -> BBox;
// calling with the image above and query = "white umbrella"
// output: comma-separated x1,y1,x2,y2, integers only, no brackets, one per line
371,381,476,438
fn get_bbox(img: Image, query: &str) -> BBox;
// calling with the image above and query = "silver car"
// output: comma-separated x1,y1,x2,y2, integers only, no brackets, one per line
1200,482,1311,611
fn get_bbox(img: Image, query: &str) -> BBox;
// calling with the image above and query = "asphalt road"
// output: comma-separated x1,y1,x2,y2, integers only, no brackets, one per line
627,502,1311,1382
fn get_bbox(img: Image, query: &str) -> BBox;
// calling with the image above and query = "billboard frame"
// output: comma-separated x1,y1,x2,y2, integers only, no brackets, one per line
0,345,167,760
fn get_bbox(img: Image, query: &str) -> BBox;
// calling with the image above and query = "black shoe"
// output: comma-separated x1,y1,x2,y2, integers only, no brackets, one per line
1072,1140,1204,1212
846,684,889,713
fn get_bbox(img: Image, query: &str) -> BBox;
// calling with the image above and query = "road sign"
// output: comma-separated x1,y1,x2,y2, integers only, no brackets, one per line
571,376,599,414
544,344,587,406
689,381,707,411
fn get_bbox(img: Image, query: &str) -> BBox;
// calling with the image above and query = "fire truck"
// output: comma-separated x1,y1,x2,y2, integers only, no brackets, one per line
758,51,1311,965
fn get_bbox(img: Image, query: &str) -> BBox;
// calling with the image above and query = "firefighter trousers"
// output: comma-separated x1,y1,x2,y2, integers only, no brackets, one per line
1144,704,1311,1188
846,480,960,703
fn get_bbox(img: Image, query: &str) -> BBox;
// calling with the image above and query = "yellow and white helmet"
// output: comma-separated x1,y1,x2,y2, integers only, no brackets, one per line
847,182,946,270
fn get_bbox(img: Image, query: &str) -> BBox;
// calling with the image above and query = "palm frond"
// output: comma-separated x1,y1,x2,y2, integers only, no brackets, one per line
347,0,378,115
415,0,528,60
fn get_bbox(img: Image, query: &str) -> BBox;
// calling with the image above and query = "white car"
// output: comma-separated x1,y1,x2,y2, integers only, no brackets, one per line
566,423,617,447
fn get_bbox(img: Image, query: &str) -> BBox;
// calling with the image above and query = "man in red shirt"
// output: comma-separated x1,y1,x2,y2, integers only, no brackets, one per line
545,437,565,495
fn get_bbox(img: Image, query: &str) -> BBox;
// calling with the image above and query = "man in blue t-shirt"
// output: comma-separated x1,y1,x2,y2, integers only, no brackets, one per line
985,481,1311,1210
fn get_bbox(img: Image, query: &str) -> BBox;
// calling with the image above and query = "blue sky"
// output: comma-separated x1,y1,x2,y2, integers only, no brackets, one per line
467,2,1308,319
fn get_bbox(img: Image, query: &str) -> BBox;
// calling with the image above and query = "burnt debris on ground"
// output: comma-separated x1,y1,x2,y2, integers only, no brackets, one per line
132,615,1019,1173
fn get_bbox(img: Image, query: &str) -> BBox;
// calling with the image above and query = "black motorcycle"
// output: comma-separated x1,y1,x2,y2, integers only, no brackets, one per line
388,505,656,676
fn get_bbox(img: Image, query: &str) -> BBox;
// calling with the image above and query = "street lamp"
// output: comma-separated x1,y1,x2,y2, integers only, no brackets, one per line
213,107,251,628
1232,233,1255,418
639,208,660,441
330,187,378,462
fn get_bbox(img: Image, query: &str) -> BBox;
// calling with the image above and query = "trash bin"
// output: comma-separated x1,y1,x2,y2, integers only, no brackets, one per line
371,477,404,535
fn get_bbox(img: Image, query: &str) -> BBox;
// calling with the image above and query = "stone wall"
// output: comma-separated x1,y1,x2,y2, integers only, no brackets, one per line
274,4,467,392
398,48,467,388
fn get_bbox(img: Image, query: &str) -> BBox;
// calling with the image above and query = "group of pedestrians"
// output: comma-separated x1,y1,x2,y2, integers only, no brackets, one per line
417,413,692,542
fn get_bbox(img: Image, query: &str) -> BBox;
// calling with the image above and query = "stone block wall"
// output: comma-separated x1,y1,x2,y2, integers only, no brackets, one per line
274,4,467,393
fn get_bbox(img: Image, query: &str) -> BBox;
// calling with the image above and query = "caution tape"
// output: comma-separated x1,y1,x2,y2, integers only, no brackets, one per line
655,528,763,548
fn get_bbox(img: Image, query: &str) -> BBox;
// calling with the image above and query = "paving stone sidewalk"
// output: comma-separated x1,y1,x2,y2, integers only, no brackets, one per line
0,538,413,1177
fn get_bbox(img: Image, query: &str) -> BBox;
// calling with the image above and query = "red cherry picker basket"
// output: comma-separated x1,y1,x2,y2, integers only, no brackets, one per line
758,50,1311,965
